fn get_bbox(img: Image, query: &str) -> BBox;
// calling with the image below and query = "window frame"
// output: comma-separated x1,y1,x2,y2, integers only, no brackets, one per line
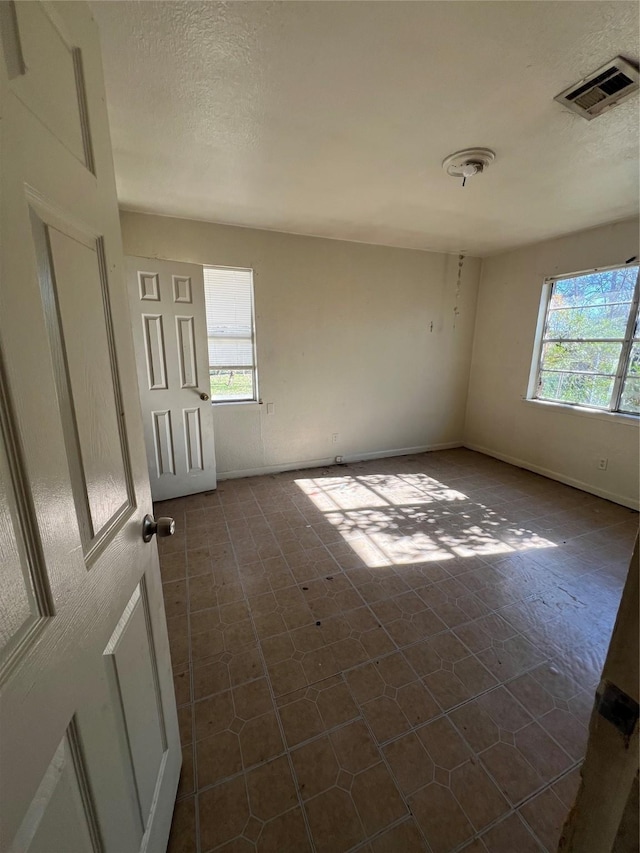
203,264,259,405
528,262,640,416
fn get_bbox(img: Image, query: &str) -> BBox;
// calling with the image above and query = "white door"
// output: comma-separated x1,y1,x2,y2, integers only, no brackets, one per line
0,4,180,852
126,256,217,501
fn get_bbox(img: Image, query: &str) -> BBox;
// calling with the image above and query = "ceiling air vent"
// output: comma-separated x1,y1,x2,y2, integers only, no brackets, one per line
555,56,639,120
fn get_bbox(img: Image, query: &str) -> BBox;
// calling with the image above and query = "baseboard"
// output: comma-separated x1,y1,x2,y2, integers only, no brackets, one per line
343,441,463,464
464,442,639,511
218,456,336,481
217,441,463,481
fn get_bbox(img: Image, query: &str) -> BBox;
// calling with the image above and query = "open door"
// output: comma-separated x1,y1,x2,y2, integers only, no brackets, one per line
125,256,217,501
0,3,180,851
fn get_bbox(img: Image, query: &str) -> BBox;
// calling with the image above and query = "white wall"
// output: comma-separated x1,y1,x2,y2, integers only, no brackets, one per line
465,217,640,509
121,212,480,478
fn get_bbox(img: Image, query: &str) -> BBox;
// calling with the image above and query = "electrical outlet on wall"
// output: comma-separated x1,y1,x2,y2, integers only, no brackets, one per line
332,433,339,444
598,457,608,471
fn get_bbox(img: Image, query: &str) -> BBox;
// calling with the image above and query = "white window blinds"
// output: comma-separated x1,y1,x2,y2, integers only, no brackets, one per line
204,267,255,368
203,266,257,402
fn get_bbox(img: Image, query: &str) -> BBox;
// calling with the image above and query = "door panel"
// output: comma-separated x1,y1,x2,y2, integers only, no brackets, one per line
30,210,132,546
6,1,93,169
46,225,130,529
184,408,204,473
127,256,217,500
152,410,177,477
143,316,168,390
9,725,101,853
0,381,50,676
0,3,180,851
176,316,198,389
0,432,39,658
172,276,192,304
104,582,167,827
139,272,160,302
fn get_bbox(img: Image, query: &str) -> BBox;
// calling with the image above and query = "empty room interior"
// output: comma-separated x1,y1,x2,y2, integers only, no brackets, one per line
1,2,639,853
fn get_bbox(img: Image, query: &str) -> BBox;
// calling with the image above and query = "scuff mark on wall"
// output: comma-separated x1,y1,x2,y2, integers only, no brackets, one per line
453,253,464,329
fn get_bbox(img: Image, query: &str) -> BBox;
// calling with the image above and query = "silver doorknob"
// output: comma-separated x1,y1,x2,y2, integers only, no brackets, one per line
199,392,210,401
142,514,176,543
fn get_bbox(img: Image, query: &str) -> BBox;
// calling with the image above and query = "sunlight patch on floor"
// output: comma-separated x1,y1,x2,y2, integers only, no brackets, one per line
295,472,557,568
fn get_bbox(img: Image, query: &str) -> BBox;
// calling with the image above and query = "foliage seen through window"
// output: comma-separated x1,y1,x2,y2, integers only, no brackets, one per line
534,264,639,414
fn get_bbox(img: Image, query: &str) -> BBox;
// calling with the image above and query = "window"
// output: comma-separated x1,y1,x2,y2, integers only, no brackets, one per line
203,266,258,402
531,263,639,414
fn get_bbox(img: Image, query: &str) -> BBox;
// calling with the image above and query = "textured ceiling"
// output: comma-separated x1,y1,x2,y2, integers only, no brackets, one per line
92,1,639,256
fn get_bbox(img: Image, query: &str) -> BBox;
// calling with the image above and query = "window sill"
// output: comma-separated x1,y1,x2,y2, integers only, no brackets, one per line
522,397,639,426
212,400,261,408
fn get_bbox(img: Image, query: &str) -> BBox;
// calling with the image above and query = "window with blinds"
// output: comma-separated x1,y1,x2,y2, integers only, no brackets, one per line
203,266,257,402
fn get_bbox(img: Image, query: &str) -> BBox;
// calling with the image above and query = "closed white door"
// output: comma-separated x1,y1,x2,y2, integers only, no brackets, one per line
0,3,180,852
126,256,217,501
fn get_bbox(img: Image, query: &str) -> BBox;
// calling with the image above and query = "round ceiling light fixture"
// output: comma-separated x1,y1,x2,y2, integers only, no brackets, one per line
442,148,495,185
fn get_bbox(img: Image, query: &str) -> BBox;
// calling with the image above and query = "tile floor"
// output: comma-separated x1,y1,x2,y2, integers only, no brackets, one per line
157,448,638,853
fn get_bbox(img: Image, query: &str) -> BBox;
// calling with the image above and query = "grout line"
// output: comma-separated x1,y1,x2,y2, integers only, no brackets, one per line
349,815,427,853
161,512,203,853
475,809,549,853
191,703,364,798
445,702,578,816
185,648,556,759
337,681,436,852
224,506,320,853
187,561,202,853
